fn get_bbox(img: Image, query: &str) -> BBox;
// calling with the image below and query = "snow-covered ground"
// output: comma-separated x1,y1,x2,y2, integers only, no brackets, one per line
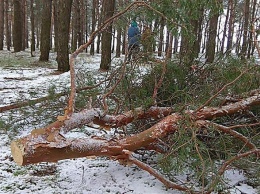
0,50,258,194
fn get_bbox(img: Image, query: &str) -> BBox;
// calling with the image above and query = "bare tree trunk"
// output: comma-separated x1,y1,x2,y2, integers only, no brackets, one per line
56,0,73,72
166,32,173,59
100,0,115,70
30,0,35,56
240,0,250,59
226,0,235,54
221,4,229,54
235,19,242,55
206,0,222,63
71,0,80,52
4,0,11,50
0,0,4,50
90,0,97,55
39,0,52,61
248,0,257,57
157,17,165,57
96,0,102,54
115,27,122,57
13,0,23,52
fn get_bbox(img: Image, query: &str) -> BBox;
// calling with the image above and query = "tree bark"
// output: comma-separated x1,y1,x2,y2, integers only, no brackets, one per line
39,0,52,61
56,0,73,72
11,91,260,166
30,0,36,56
13,0,23,52
4,0,11,50
206,0,222,63
100,0,115,70
11,110,180,165
0,0,4,50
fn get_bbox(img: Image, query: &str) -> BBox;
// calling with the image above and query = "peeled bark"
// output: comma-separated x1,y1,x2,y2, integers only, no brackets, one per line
11,91,260,166
11,113,181,166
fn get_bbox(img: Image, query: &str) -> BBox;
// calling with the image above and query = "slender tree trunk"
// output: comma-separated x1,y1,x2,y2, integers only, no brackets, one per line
96,1,101,54
24,0,29,49
21,0,26,50
100,0,115,70
39,0,52,61
56,0,73,72
53,0,58,51
221,5,230,54
13,0,23,52
30,0,35,56
122,29,126,55
90,0,97,55
0,0,4,50
157,17,165,57
173,35,178,53
116,27,122,57
111,27,115,53
206,0,222,63
240,0,250,59
235,18,242,55
4,0,11,50
248,0,257,57
226,0,235,54
79,0,84,47
166,32,173,59
85,0,89,52
71,0,80,52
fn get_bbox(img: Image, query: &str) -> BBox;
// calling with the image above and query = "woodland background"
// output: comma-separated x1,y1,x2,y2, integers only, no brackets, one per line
0,0,260,193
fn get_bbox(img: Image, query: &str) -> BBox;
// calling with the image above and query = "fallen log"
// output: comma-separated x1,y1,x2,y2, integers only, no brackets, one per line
11,92,260,166
11,113,181,166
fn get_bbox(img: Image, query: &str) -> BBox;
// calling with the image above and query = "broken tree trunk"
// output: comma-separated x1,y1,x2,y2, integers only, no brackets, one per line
11,113,181,166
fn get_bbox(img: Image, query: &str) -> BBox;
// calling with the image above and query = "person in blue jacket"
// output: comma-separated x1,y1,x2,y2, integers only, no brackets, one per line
127,21,141,61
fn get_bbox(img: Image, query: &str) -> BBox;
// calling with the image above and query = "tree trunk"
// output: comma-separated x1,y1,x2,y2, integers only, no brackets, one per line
166,32,173,59
39,0,52,61
100,0,115,70
56,0,73,72
240,0,250,59
71,0,80,52
157,17,165,57
247,0,257,57
4,0,11,50
226,0,235,54
11,111,179,166
90,0,97,55
11,91,260,165
30,0,35,56
115,27,122,58
221,3,230,54
206,0,222,63
13,0,23,52
0,0,4,50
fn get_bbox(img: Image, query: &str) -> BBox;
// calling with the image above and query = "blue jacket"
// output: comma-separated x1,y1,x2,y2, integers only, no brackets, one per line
128,26,140,46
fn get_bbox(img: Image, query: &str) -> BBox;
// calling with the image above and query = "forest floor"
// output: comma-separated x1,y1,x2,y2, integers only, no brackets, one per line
0,50,258,194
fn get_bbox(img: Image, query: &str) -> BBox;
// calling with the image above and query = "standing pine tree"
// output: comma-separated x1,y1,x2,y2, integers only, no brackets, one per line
100,0,115,70
55,0,73,72
39,0,52,61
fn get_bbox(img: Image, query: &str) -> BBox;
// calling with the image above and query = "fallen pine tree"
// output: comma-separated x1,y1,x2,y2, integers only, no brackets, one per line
11,92,260,193
9,2,260,193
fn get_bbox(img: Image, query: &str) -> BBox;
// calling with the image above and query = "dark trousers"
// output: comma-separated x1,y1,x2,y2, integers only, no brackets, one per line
128,44,139,61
